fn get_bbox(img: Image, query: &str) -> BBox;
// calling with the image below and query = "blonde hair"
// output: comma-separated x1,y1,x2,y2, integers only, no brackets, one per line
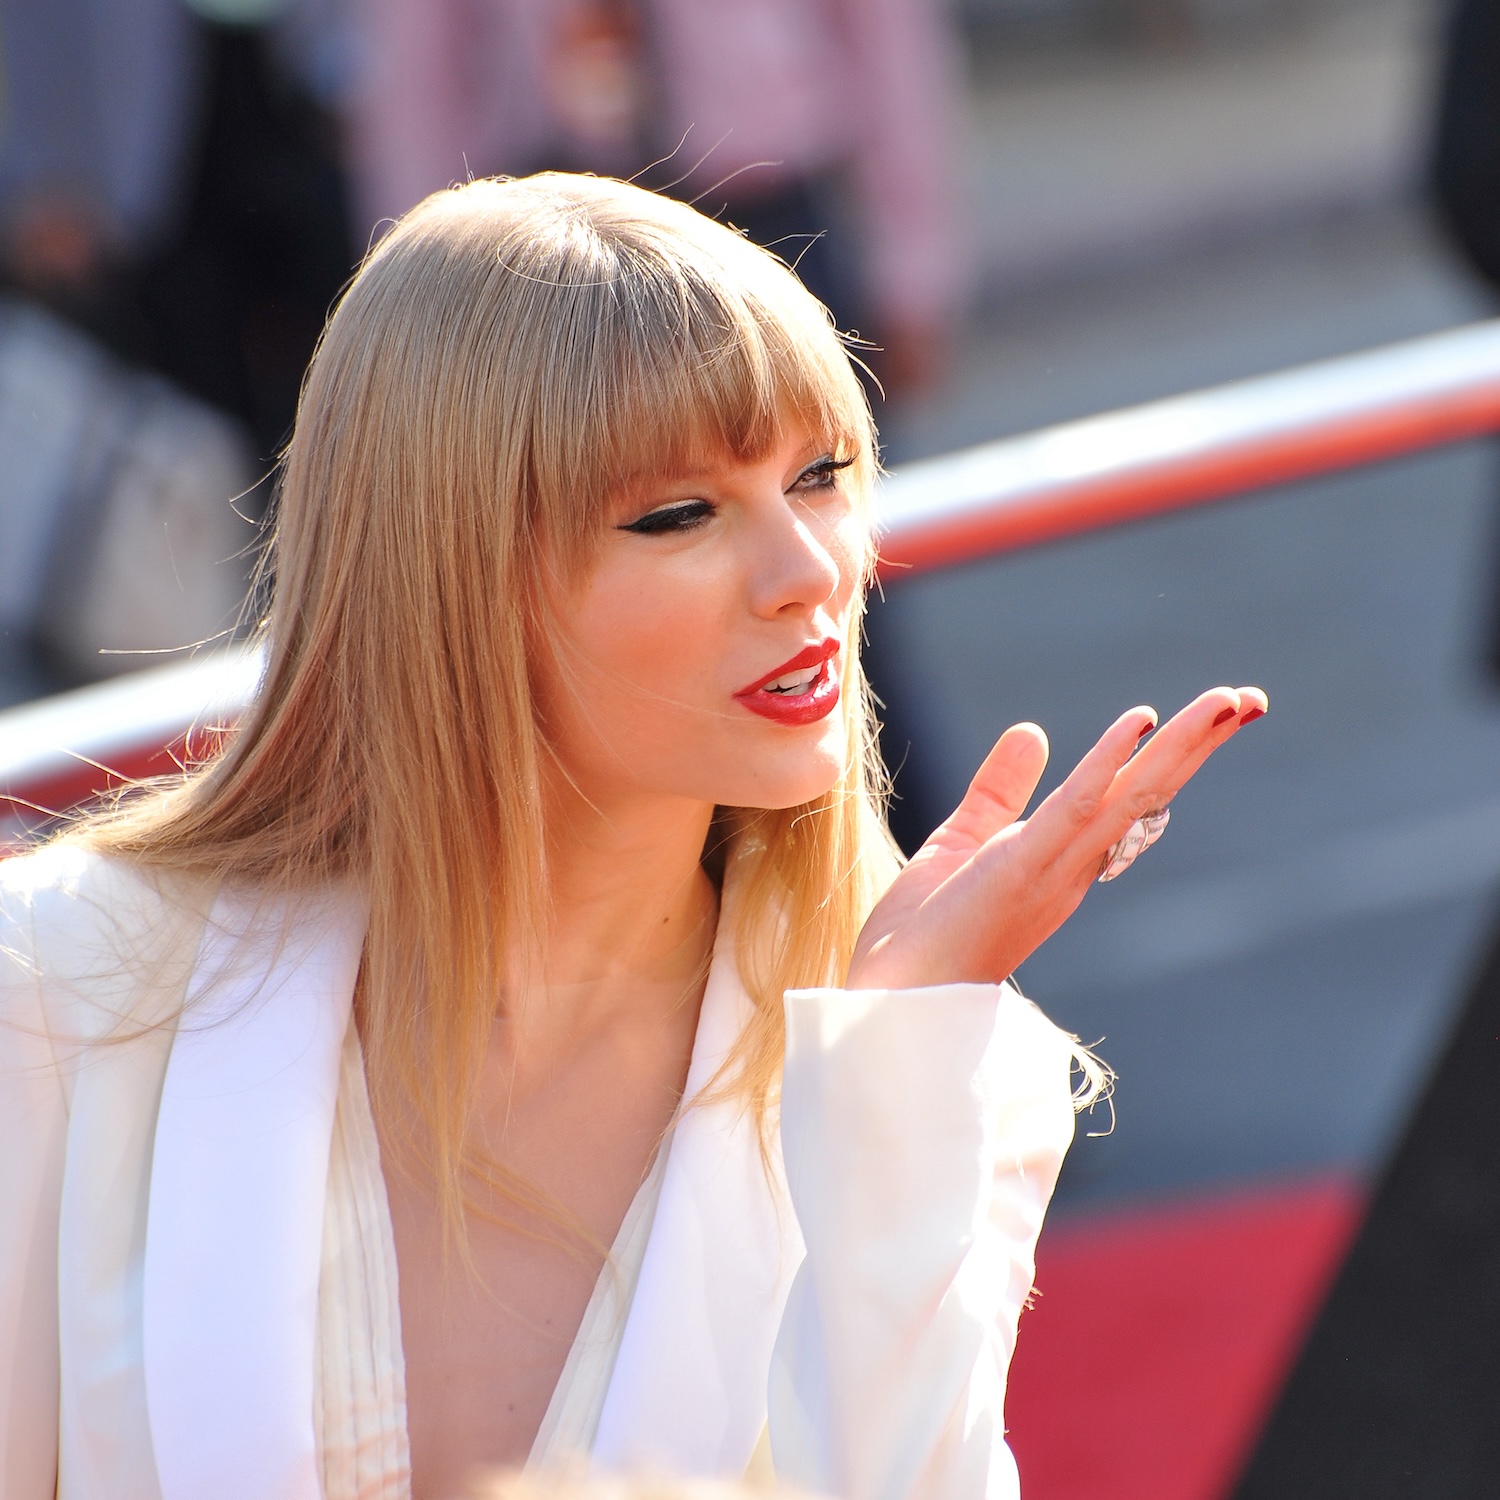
467,1469,816,1500
75,174,902,1227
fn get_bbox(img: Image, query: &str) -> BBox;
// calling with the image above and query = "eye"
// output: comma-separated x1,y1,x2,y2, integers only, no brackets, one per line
617,498,716,535
790,455,855,494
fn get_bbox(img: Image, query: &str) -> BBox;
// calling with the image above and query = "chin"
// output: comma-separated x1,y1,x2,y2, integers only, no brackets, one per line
723,742,848,812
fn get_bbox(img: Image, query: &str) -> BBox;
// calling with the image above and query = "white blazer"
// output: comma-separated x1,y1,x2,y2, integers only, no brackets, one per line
0,844,1079,1500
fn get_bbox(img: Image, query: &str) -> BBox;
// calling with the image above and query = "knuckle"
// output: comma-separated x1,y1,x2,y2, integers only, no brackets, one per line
970,782,1011,816
1068,792,1102,826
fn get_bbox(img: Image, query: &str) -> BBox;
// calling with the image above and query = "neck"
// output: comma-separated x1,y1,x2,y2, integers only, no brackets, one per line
521,771,719,1036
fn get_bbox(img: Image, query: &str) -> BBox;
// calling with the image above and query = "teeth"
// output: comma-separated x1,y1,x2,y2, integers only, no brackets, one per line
766,665,820,694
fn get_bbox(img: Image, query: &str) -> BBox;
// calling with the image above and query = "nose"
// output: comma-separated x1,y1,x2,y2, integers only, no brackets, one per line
746,493,848,622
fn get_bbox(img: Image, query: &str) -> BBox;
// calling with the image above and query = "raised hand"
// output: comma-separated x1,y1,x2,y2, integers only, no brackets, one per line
846,686,1268,991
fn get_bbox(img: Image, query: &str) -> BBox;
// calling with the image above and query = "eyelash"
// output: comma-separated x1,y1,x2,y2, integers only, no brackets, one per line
618,455,853,536
793,455,855,492
618,499,716,536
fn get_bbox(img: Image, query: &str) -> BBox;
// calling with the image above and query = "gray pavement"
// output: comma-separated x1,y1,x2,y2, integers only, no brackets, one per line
884,202,1493,459
959,0,1436,296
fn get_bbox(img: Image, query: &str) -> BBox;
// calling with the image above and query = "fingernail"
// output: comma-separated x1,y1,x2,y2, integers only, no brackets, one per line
1137,720,1156,740
1239,707,1265,725
1212,707,1236,727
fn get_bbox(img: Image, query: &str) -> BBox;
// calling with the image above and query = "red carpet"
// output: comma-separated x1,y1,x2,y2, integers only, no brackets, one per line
1005,1178,1363,1500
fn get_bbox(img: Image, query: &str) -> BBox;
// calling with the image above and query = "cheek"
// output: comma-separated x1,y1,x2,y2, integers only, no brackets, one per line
827,511,870,613
544,514,867,806
563,559,732,716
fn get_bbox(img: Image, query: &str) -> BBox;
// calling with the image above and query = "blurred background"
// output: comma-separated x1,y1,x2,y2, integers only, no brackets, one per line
3,0,1500,1495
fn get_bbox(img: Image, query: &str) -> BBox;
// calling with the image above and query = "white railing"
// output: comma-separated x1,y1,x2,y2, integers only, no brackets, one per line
878,319,1500,573
7,318,1500,815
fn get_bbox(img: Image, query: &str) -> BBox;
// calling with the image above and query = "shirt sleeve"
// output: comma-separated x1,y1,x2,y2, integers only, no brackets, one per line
0,859,67,1500
770,981,1078,1500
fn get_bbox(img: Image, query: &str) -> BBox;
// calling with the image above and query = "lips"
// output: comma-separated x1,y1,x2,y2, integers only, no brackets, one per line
733,639,842,726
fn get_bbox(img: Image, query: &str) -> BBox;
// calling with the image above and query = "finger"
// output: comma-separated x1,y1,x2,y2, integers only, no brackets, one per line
1160,684,1267,784
1010,704,1159,860
1016,686,1235,886
1120,684,1265,807
1117,685,1238,792
1088,685,1268,868
939,722,1051,847
1235,685,1269,722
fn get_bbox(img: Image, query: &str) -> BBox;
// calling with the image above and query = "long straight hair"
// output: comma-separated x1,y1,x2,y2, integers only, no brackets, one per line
77,174,903,1226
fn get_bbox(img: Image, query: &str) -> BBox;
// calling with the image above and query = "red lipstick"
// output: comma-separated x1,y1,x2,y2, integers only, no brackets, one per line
733,639,841,726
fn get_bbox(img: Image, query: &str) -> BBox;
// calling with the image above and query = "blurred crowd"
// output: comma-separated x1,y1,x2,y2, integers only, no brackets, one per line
0,0,970,688
7,0,1499,700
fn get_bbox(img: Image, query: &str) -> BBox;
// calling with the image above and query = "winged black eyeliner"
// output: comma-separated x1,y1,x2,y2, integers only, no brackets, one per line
618,456,853,535
617,499,715,535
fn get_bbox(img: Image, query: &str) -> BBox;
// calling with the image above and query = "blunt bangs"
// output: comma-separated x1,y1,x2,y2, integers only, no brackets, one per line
415,175,878,558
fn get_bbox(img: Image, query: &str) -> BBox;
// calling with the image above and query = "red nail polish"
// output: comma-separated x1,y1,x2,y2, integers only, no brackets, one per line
1239,707,1265,725
1137,721,1155,740
1212,707,1236,727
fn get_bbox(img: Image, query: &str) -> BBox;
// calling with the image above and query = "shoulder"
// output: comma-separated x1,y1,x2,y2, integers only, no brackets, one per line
0,842,216,1039
3,840,145,906
1,840,209,948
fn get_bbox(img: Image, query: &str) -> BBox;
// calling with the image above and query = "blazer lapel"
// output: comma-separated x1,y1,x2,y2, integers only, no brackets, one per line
142,877,799,1489
591,911,806,1476
143,886,365,1500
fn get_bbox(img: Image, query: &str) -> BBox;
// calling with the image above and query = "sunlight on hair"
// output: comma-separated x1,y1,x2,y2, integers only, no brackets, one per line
62,174,905,1244
467,1466,824,1500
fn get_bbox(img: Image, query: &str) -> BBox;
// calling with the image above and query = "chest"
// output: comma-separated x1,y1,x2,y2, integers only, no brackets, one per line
384,1006,699,1498
53,901,800,1500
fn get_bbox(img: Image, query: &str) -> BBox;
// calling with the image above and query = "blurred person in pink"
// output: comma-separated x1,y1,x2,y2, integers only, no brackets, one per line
346,0,969,395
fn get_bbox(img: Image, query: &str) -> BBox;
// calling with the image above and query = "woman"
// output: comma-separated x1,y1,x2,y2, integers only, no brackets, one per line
0,174,1266,1500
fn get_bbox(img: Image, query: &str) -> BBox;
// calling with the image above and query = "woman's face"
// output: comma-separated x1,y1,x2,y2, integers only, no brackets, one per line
536,425,865,816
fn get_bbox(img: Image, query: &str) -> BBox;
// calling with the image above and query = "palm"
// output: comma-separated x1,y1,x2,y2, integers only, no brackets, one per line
847,686,1266,992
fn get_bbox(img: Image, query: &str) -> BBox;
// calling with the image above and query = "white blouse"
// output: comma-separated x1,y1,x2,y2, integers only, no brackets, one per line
312,1016,672,1497
0,845,1080,1500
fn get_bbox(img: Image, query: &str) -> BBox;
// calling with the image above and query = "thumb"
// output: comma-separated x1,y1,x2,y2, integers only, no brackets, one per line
937,722,1050,848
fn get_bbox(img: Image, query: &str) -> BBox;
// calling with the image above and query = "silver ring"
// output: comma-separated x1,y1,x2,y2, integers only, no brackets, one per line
1097,807,1170,883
